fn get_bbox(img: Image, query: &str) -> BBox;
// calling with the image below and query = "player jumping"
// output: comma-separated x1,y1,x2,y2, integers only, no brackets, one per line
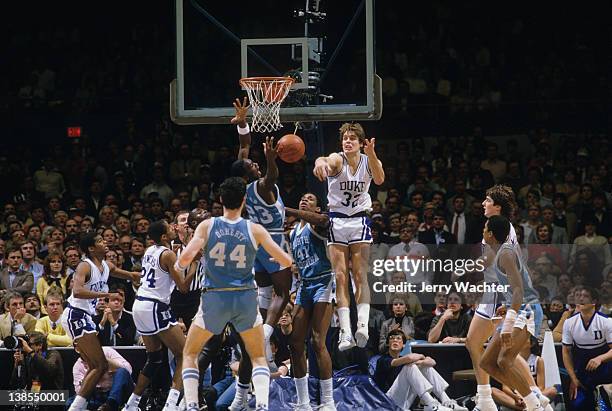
61,233,140,411
175,177,293,411
480,215,545,411
313,123,384,350
123,221,195,411
230,97,292,362
286,193,336,411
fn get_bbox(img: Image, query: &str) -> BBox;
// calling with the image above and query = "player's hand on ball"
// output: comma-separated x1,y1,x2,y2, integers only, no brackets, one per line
231,97,249,125
363,138,376,156
263,136,278,160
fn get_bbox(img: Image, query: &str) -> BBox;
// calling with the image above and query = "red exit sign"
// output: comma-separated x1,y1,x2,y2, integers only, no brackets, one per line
67,126,82,138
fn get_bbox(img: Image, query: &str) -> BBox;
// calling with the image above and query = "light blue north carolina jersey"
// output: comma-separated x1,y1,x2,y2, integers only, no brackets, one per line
204,217,258,289
290,223,332,280
245,181,285,233
494,243,540,305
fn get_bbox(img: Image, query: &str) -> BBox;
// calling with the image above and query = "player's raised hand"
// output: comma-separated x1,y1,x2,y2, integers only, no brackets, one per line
263,136,278,161
363,138,376,156
313,160,332,181
231,97,249,125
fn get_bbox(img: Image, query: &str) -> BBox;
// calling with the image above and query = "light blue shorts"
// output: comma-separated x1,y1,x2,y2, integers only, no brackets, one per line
295,274,335,309
193,289,262,335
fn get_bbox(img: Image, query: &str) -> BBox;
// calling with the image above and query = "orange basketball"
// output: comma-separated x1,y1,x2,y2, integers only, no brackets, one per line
277,134,305,163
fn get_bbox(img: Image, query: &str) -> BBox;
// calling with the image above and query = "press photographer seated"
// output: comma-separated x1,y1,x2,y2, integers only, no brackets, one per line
9,331,64,390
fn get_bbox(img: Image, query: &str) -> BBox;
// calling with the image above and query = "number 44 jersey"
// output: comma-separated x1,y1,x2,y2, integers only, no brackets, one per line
327,153,373,215
138,245,176,304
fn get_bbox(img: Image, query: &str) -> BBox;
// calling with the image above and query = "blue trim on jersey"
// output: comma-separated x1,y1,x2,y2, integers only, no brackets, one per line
290,223,332,280
245,181,285,230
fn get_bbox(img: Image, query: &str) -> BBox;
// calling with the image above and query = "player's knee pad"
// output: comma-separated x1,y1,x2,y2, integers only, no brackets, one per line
141,349,163,378
258,285,273,310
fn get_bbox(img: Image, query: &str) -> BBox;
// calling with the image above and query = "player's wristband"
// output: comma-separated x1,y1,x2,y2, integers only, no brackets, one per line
501,309,517,334
174,260,187,273
237,124,250,135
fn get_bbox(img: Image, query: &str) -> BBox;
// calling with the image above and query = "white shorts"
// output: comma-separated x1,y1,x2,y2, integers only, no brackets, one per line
328,213,372,246
474,288,502,320
132,296,178,335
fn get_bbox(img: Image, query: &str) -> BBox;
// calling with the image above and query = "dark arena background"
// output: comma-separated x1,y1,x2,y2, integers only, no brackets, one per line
0,1,610,411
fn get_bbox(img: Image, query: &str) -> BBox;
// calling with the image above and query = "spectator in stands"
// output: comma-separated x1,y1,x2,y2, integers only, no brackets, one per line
374,328,467,411
427,291,471,343
0,247,34,294
570,218,612,269
546,296,566,330
94,288,136,346
140,163,174,207
69,341,134,411
35,290,71,347
531,205,569,245
480,143,507,183
9,331,64,390
33,157,66,199
552,193,577,241
64,245,81,277
20,240,43,293
23,292,42,319
379,294,415,353
36,251,67,314
124,237,144,271
387,224,430,285
569,249,602,288
0,291,37,341
521,204,541,244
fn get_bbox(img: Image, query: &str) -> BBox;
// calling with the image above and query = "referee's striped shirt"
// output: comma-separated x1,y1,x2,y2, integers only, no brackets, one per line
172,241,202,292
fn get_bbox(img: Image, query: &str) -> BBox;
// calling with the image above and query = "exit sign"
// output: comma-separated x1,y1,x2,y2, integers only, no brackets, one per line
67,126,82,138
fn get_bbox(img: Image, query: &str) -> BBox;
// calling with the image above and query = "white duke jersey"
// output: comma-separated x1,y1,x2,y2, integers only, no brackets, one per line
67,258,109,316
562,312,612,366
327,153,373,215
138,245,175,304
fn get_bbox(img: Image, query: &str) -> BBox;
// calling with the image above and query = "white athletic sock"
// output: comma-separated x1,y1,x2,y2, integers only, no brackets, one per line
477,384,492,398
524,392,541,410
357,303,370,326
182,368,200,410
165,388,181,407
294,375,310,406
229,381,250,410
69,395,87,411
126,393,142,408
252,366,270,410
438,390,452,405
320,378,334,405
263,323,274,340
420,392,436,406
337,307,351,333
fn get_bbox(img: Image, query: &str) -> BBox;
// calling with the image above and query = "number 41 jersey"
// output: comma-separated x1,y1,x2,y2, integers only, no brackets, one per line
138,245,175,304
327,153,373,215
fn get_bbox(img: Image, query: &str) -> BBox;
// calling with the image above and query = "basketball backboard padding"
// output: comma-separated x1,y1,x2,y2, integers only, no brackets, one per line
172,0,379,125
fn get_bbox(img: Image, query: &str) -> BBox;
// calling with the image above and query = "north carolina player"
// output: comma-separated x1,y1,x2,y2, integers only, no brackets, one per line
61,233,140,411
175,177,293,411
123,221,195,411
562,287,612,410
286,193,336,411
231,97,292,361
480,215,546,411
313,123,384,351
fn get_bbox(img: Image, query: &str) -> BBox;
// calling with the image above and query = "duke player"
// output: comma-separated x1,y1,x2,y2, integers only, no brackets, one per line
175,177,293,411
562,287,612,410
285,193,336,411
61,233,140,411
467,185,548,411
123,221,195,411
313,123,384,350
231,97,292,361
480,215,546,411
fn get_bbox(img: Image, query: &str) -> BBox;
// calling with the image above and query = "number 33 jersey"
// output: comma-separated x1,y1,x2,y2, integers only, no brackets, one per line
245,182,285,232
138,245,175,304
327,152,372,215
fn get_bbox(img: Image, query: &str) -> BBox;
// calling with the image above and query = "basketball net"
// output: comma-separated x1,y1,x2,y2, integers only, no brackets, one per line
240,77,294,133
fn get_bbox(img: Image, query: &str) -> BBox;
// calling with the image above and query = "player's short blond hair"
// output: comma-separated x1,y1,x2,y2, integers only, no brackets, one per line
339,122,365,145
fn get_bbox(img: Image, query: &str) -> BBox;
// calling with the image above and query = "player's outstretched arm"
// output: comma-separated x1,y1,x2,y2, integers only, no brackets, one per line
176,219,211,272
232,97,251,160
260,136,279,190
72,261,112,300
363,138,385,185
285,207,329,228
313,152,343,181
162,249,196,294
251,223,293,268
107,261,140,283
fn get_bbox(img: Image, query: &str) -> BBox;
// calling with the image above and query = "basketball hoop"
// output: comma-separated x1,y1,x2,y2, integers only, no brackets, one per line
239,77,294,133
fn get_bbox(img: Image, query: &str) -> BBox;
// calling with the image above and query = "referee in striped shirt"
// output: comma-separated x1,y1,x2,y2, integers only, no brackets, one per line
170,209,206,330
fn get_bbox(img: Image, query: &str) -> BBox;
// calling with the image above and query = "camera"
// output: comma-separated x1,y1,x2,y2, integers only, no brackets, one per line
3,335,27,350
